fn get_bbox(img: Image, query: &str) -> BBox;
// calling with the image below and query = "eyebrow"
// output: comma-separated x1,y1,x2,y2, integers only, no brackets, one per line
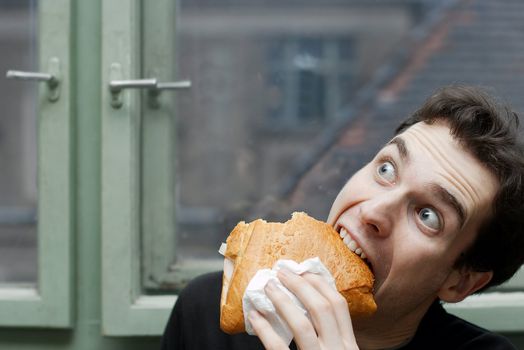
387,136,467,228
388,137,409,161
429,184,466,229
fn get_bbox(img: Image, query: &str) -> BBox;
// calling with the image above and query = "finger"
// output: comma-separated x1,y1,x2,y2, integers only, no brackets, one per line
264,280,321,350
248,310,289,350
276,270,344,349
301,272,357,347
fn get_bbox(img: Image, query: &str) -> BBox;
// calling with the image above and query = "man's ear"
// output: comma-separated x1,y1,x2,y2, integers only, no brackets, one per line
438,268,493,303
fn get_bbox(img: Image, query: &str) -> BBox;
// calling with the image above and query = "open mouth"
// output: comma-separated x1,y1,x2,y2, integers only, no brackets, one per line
337,226,374,272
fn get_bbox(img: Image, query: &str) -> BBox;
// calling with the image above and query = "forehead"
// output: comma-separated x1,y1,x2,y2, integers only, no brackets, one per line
388,122,498,225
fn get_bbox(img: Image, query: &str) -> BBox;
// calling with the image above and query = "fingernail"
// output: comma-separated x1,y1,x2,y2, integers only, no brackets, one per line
265,279,277,292
278,268,293,279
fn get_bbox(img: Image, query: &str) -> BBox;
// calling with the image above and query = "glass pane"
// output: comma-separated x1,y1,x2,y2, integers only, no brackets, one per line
166,1,426,284
0,0,38,285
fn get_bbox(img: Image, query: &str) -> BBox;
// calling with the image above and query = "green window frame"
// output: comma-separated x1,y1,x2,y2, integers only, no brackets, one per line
0,0,73,328
101,0,176,336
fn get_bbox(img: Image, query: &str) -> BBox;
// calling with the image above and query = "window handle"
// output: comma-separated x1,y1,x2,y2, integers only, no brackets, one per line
155,81,191,90
109,79,191,92
6,71,58,86
148,80,192,108
5,57,61,102
109,78,158,93
109,63,191,109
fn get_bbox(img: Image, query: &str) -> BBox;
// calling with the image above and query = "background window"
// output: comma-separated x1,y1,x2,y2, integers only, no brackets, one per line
267,37,355,126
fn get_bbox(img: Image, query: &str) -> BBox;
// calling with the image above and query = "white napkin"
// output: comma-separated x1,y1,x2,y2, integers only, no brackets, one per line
243,257,336,345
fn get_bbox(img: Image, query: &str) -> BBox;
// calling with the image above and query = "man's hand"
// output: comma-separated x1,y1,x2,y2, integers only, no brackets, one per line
248,268,359,350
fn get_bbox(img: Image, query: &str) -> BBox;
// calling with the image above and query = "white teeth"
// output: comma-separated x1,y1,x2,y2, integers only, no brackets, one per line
338,227,368,260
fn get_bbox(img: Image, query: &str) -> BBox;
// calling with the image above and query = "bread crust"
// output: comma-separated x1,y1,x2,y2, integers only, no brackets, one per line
219,212,376,334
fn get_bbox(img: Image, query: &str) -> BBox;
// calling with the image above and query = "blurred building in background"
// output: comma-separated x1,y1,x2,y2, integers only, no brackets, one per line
174,0,443,254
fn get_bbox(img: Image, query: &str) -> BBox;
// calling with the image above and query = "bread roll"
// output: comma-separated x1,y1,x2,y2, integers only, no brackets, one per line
219,211,376,334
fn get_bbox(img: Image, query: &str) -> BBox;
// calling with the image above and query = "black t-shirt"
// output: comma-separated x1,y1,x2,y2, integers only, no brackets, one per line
160,271,517,350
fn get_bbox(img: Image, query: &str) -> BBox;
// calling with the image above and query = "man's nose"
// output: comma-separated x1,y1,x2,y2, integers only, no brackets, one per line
358,193,400,238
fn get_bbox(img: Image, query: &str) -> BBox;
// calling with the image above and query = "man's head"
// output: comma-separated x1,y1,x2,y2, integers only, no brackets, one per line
396,85,524,291
326,85,524,327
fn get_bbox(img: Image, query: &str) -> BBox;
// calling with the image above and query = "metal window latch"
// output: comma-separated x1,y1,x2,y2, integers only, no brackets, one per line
5,57,61,102
109,63,191,109
109,78,158,93
155,81,192,90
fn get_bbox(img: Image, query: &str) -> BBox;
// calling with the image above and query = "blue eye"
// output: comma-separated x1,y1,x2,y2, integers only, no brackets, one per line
377,161,396,182
418,208,441,230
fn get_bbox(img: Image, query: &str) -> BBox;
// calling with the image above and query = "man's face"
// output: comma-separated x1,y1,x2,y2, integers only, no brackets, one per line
327,121,498,324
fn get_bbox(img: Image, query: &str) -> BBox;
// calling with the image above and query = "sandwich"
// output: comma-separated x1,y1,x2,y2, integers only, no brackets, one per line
219,211,376,334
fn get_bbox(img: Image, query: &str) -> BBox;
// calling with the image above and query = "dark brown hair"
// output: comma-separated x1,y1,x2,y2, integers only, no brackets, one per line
396,85,524,291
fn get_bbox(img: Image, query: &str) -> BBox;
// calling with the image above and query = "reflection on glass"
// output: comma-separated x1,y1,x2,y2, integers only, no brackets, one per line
170,1,423,268
0,0,38,285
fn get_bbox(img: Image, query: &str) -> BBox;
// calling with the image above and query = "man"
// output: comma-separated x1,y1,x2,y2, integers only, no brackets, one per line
161,86,524,349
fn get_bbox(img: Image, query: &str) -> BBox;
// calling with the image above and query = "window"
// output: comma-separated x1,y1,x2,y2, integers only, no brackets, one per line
0,0,73,328
267,37,355,127
143,4,373,295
